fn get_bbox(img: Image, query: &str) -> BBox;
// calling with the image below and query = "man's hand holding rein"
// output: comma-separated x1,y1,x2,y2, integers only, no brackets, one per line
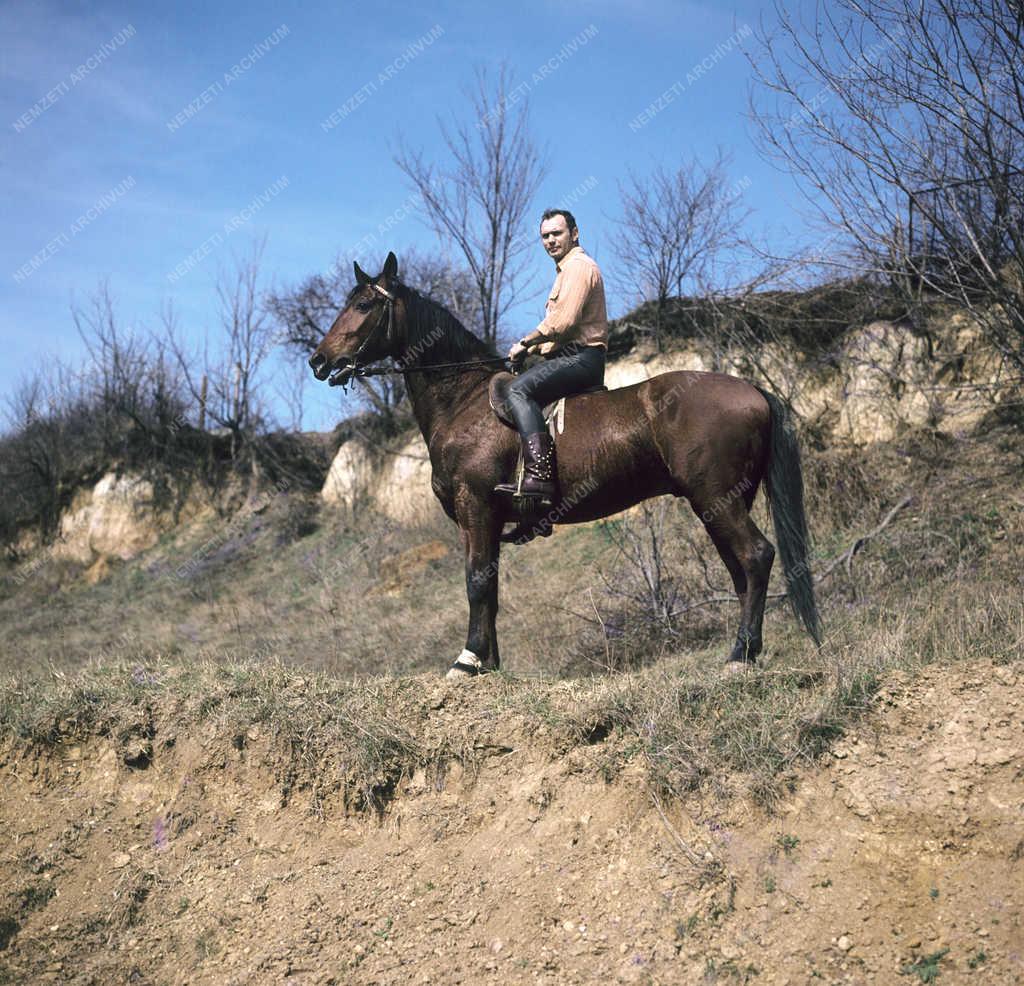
508,332,547,363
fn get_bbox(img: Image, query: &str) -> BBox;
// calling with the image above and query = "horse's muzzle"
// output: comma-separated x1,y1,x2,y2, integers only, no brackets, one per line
309,352,352,384
308,352,329,380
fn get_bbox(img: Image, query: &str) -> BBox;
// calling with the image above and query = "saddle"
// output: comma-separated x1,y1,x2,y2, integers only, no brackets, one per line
488,371,608,436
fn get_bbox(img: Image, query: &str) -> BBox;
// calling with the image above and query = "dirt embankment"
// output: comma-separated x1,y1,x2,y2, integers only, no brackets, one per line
0,657,1020,985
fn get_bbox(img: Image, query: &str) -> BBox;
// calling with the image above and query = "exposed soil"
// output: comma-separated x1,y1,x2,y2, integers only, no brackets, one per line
1,657,1021,985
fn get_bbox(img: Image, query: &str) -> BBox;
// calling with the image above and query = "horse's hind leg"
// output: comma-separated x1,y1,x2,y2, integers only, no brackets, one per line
693,500,775,665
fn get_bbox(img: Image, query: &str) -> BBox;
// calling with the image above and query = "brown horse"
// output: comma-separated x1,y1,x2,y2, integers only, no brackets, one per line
310,253,821,677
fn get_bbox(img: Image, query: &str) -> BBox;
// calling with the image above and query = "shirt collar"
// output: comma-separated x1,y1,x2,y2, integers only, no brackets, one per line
555,245,585,271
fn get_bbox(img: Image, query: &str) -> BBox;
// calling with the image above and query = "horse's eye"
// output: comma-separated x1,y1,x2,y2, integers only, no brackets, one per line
355,301,372,313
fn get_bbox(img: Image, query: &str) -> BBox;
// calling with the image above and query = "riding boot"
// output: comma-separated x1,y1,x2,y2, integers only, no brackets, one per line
494,432,558,501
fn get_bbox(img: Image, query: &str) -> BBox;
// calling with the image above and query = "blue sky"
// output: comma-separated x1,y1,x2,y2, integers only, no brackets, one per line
2,0,816,431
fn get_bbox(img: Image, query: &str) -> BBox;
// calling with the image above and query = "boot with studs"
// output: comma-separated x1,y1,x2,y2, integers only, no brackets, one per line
494,432,558,503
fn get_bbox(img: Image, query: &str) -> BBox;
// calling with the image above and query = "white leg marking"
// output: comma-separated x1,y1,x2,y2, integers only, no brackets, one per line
445,648,482,680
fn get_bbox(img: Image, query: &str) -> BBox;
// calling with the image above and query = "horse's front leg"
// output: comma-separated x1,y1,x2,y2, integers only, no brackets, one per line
446,495,502,679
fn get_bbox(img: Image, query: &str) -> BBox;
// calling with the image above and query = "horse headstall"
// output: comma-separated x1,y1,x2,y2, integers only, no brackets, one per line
337,282,398,389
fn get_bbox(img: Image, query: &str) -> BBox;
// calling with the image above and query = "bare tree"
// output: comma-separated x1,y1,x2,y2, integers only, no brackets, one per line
0,373,72,540
73,282,187,456
601,500,681,631
610,151,749,351
171,238,274,464
266,265,348,355
273,355,307,435
400,246,482,334
748,0,1024,370
394,63,547,348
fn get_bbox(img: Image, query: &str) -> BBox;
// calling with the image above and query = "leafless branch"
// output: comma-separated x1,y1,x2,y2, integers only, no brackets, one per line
748,0,1024,369
394,62,548,347
610,151,750,352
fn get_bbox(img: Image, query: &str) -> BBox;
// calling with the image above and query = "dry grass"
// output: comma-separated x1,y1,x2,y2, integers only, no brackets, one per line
2,572,1018,811
1,408,1021,810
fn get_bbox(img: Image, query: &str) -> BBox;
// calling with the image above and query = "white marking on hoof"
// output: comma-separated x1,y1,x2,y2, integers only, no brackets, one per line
445,649,482,680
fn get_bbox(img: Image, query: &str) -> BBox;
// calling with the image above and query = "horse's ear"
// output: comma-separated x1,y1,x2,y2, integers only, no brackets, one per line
382,251,398,281
353,261,371,285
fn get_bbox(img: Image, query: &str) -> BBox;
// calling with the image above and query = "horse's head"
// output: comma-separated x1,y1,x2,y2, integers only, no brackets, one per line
309,251,402,386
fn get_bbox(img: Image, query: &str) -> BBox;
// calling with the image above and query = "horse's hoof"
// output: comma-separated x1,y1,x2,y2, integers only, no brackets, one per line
721,660,754,677
445,664,478,680
445,649,483,680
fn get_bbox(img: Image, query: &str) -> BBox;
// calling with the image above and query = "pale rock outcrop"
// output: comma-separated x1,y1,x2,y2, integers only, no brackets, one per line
321,435,446,526
321,439,378,514
53,473,159,565
373,436,446,526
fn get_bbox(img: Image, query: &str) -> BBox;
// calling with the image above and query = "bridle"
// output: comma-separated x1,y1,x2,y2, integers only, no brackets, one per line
333,280,513,389
350,281,398,366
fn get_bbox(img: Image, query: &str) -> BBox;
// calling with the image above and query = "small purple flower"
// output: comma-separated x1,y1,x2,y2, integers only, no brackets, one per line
154,815,169,850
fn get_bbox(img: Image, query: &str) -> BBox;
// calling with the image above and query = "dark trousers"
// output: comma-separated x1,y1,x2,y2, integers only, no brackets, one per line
505,342,606,436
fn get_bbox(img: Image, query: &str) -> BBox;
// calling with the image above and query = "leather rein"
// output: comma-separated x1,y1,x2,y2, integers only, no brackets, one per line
335,281,513,388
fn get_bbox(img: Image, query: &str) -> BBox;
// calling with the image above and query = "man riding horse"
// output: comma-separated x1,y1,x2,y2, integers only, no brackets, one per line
493,208,608,503
308,215,822,677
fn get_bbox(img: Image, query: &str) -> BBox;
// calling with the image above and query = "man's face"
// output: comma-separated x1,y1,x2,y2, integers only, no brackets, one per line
540,215,577,263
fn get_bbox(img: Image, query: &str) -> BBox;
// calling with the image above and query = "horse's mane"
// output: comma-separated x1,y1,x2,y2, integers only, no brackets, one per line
397,283,498,366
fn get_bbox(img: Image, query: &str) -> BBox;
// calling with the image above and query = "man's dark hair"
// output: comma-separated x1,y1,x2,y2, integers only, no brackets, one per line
540,208,577,232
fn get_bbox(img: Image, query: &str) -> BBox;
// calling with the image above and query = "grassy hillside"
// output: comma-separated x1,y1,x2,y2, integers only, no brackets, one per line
0,462,1020,982
2,405,1021,800
2,403,1021,681
1,299,1022,983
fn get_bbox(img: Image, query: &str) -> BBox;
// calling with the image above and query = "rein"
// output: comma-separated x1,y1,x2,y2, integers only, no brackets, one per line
347,356,512,378
336,281,512,387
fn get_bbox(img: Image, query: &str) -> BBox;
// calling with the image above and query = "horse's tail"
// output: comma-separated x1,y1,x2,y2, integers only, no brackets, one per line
755,387,822,646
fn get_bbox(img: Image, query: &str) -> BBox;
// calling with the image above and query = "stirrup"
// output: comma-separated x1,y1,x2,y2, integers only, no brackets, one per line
494,431,557,503
493,481,555,504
